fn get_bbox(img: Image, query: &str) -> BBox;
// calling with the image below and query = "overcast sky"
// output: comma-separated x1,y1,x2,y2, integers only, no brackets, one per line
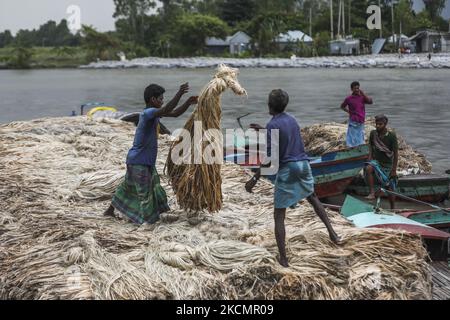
0,0,449,34
0,0,117,34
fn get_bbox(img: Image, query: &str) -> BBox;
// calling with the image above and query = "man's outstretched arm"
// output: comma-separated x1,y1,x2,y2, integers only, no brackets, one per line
165,96,198,118
155,83,189,118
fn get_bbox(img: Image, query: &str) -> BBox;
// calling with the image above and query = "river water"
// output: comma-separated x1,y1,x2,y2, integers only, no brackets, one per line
1,68,449,173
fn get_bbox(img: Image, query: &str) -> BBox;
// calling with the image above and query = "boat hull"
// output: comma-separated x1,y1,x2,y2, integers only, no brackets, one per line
400,208,450,229
225,145,369,199
310,146,369,198
348,212,450,241
314,177,356,198
347,174,450,203
341,195,450,241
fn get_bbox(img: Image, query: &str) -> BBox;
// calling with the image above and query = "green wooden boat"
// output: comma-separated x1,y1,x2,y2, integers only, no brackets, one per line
340,195,450,241
346,174,450,203
399,208,450,229
226,137,370,199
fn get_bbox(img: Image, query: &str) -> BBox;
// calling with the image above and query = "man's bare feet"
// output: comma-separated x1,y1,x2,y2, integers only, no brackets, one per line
160,213,179,223
103,205,115,217
366,193,376,200
330,232,342,245
278,256,289,268
188,215,203,226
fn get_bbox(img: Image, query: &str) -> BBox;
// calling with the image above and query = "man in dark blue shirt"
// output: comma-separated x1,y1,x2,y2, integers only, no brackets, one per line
104,83,198,224
265,111,309,165
246,89,341,267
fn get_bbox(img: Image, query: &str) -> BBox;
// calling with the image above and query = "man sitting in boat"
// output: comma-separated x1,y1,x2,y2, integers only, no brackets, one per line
340,81,373,147
104,83,198,224
245,89,341,267
366,114,399,209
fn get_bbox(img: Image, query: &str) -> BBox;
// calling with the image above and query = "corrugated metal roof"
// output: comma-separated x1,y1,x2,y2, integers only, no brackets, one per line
229,31,251,44
206,31,251,46
408,30,450,41
205,36,232,46
388,34,409,43
408,31,428,41
276,30,313,43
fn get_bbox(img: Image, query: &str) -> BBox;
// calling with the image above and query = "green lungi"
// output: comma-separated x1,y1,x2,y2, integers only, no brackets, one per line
112,165,170,224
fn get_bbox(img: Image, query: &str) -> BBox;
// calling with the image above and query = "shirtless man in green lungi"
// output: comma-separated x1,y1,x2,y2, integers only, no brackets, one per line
104,83,198,224
366,114,399,209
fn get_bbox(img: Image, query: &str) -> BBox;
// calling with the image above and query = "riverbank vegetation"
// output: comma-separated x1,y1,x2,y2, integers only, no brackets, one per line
0,46,88,69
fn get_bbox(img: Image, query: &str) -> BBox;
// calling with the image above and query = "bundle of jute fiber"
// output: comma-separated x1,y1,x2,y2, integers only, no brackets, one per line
301,118,433,174
166,64,247,213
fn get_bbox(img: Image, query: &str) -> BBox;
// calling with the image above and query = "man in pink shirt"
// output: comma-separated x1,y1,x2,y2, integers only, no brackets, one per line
340,81,373,147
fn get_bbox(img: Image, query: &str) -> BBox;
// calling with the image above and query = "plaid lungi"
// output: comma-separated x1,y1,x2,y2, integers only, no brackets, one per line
112,165,170,224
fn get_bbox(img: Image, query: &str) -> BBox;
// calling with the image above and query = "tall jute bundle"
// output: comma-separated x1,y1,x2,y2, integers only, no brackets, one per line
166,64,247,213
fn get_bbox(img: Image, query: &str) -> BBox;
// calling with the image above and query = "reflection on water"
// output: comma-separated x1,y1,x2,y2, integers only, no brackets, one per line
1,68,449,173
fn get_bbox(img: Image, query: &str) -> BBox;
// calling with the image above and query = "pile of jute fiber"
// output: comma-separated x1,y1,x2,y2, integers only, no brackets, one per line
301,118,432,174
0,116,435,300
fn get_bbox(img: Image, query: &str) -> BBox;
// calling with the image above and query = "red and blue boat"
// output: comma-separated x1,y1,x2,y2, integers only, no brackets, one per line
310,145,369,198
224,144,369,199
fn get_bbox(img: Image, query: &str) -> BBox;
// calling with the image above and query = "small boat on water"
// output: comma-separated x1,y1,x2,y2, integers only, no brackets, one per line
225,145,369,199
346,174,450,203
78,103,171,133
341,195,450,242
324,197,450,232
310,145,369,198
79,103,142,124
399,207,450,230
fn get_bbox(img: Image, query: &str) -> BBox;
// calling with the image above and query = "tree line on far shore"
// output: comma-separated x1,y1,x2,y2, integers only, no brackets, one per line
0,0,448,68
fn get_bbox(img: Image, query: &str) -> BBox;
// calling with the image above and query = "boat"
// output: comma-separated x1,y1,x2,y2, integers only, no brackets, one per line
346,174,450,203
78,103,171,133
399,207,450,230
224,144,369,199
325,201,450,231
341,195,450,242
80,102,117,116
310,145,369,198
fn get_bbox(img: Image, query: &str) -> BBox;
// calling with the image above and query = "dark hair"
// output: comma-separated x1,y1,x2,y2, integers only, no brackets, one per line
375,114,389,123
351,81,360,89
144,84,165,105
268,89,289,113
